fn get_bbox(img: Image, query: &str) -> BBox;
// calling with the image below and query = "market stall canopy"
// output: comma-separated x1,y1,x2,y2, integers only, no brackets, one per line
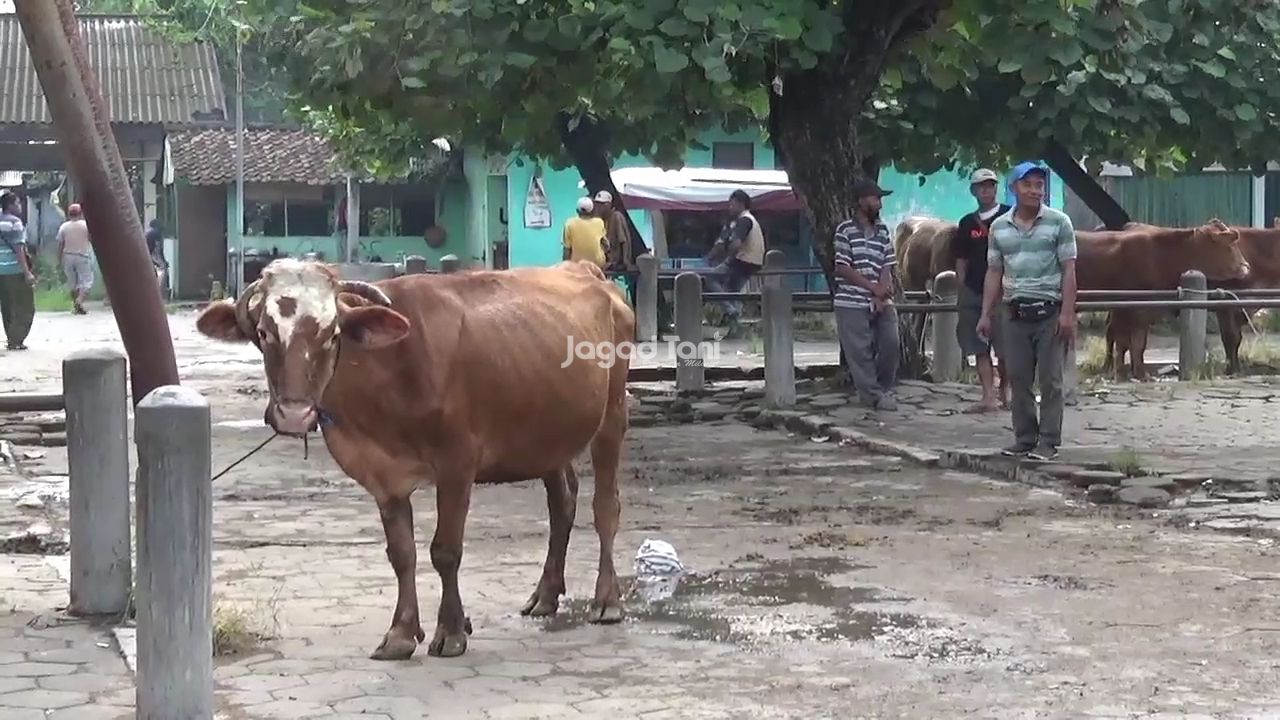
582,167,803,212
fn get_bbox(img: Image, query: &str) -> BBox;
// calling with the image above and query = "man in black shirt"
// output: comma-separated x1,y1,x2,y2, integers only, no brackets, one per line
952,168,1011,413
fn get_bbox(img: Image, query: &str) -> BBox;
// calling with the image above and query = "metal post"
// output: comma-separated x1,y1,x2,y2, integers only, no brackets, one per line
440,254,461,274
636,253,658,342
63,349,131,616
1179,270,1208,379
762,250,795,407
930,271,963,382
135,386,213,720
675,272,705,392
13,0,179,403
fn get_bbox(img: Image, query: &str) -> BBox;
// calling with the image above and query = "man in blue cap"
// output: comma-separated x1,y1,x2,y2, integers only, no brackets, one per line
977,162,1077,460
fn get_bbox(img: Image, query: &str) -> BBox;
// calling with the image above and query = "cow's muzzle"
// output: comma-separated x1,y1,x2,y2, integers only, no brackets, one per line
268,399,319,437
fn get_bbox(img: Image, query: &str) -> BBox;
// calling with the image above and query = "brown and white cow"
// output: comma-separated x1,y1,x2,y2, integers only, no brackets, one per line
196,258,634,661
1209,219,1280,374
1076,220,1250,379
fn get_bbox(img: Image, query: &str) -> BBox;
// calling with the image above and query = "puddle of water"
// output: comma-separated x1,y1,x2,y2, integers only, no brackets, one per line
540,555,921,647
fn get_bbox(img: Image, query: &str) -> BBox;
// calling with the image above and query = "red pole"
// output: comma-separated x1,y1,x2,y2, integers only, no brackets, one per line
13,0,180,404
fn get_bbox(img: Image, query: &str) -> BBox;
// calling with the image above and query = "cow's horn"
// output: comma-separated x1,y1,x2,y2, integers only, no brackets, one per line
339,280,392,307
234,280,264,337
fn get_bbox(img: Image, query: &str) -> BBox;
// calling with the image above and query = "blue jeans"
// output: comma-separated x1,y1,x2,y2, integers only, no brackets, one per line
703,259,760,321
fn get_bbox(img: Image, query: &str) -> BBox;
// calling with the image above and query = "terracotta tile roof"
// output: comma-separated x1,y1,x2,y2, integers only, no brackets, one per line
0,14,224,125
167,126,345,186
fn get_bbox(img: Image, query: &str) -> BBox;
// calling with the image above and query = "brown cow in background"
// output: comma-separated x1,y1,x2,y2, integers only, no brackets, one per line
1211,218,1280,374
1083,220,1250,379
894,216,958,292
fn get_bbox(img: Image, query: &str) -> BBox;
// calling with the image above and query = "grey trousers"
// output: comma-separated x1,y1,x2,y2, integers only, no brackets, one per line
1004,306,1067,447
835,305,899,404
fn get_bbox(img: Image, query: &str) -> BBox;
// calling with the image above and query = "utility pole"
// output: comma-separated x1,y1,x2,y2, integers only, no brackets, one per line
233,18,246,296
13,0,180,404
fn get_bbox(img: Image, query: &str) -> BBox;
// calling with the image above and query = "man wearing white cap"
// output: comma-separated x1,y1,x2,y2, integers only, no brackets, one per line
563,196,607,268
951,168,1011,412
592,190,633,271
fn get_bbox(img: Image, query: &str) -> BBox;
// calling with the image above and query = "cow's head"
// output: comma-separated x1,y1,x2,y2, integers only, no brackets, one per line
1194,219,1251,282
196,259,410,436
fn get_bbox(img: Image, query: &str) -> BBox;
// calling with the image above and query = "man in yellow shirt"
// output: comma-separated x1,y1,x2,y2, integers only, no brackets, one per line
562,197,607,268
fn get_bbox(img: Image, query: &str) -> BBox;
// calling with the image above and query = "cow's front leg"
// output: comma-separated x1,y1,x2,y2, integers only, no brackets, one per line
428,478,474,657
370,494,424,661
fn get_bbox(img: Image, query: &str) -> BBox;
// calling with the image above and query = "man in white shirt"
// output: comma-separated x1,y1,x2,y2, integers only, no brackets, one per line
57,203,94,315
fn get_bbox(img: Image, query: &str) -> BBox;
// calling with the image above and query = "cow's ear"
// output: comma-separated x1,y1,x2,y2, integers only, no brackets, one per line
338,306,410,349
196,301,251,342
336,292,375,310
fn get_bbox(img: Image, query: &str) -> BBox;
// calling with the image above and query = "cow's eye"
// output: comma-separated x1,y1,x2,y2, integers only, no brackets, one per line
257,328,271,344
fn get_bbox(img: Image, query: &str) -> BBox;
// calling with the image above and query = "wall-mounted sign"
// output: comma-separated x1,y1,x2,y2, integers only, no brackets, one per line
523,175,551,229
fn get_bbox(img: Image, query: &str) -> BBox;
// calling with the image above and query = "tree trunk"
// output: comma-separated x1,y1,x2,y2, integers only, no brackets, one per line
556,111,671,332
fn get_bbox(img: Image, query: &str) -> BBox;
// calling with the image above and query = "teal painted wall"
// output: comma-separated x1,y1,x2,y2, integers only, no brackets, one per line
500,123,1066,270
505,127,775,268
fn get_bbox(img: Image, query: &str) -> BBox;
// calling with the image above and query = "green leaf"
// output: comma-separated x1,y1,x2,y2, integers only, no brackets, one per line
802,24,834,53
997,58,1022,73
1198,60,1227,78
658,17,693,37
400,76,426,89
775,16,804,41
653,43,689,74
1087,95,1112,114
1216,47,1237,61
1020,60,1051,85
1170,107,1191,125
1049,43,1083,67
505,52,538,69
1235,103,1258,121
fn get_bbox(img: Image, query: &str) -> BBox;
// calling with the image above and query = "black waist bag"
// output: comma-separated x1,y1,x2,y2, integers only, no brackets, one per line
1007,299,1060,322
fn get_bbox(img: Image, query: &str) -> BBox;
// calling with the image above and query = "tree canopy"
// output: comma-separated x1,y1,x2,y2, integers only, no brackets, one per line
240,0,1280,183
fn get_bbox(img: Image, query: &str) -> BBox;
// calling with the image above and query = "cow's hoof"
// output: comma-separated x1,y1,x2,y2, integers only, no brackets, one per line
427,627,468,658
520,591,561,617
369,632,419,661
589,603,625,625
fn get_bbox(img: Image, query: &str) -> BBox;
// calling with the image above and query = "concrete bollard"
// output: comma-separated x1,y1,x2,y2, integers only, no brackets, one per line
63,349,131,617
930,271,963,382
1179,269,1208,380
636,253,658,342
440,254,461,274
135,386,213,720
404,255,428,274
675,272,705,393
761,250,796,407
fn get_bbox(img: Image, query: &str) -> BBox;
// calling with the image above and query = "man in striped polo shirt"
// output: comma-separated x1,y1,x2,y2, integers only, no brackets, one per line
977,162,1078,461
833,178,900,411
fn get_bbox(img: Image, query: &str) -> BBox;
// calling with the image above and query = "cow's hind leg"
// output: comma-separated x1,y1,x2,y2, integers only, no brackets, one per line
428,477,474,658
521,465,579,617
588,402,626,624
370,495,425,661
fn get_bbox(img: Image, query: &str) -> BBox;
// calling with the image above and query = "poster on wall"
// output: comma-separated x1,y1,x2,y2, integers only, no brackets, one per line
523,175,552,229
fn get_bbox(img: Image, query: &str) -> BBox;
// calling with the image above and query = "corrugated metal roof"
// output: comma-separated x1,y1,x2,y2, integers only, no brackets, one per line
0,14,225,125
168,126,346,186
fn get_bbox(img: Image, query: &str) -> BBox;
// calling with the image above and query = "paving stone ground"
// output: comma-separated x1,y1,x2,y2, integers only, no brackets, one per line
3,308,1280,717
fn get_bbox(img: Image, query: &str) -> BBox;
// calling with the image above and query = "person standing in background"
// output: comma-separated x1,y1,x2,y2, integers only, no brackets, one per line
57,203,94,315
952,169,1012,413
832,178,900,411
0,191,36,350
563,197,608,268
